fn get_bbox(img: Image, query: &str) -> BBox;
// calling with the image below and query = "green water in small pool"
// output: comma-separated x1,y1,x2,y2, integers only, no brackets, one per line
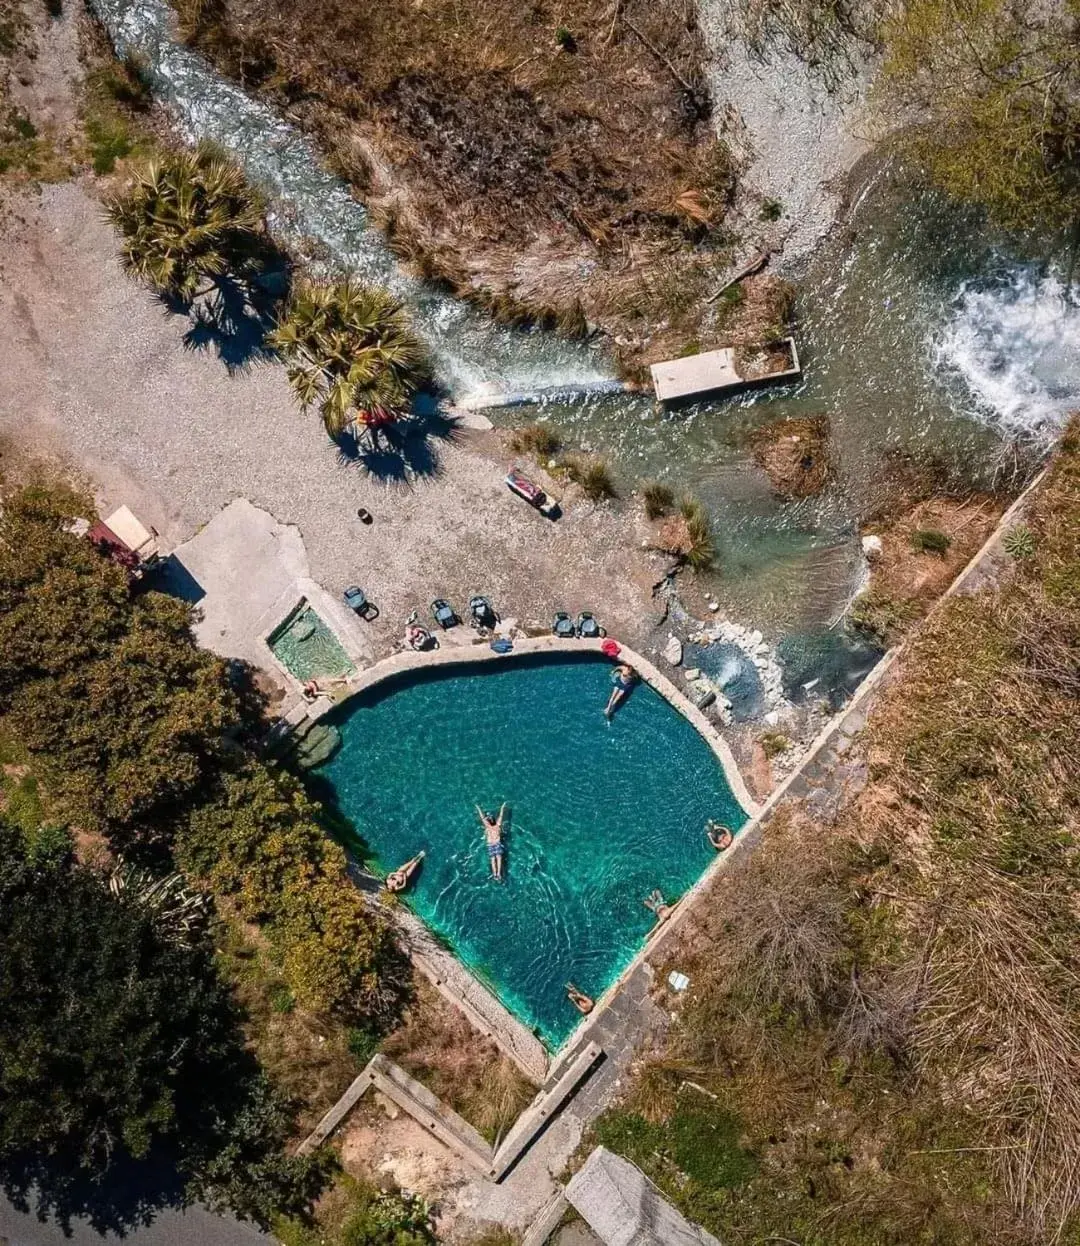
319,652,748,1048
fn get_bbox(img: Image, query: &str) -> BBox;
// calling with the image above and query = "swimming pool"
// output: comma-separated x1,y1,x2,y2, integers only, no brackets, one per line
320,652,748,1048
267,602,355,683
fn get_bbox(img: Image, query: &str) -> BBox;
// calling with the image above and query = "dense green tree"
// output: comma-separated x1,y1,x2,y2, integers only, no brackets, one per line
0,483,238,847
880,0,1080,232
106,143,270,301
269,280,429,439
0,817,323,1224
181,763,407,1021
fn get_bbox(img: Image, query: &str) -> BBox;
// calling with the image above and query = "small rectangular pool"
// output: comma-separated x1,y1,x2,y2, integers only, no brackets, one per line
318,652,747,1049
267,601,355,683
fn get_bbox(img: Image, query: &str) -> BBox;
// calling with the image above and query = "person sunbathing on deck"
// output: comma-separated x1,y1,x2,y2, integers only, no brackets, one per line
644,889,673,924
706,821,734,852
604,663,638,718
477,803,507,881
386,851,425,893
566,982,594,1015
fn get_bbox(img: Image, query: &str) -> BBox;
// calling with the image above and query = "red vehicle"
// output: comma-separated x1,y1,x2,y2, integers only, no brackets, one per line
505,468,559,517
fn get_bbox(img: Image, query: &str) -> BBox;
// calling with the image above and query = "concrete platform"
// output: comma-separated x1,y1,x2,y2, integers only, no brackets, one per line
650,337,800,403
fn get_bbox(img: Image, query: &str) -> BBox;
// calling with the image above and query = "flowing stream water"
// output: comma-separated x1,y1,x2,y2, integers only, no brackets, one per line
88,0,1080,695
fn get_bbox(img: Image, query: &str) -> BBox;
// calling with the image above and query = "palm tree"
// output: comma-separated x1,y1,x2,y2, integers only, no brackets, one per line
269,279,429,439
105,142,268,301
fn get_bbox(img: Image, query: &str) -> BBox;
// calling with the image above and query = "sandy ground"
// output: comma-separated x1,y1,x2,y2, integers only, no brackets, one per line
0,181,673,662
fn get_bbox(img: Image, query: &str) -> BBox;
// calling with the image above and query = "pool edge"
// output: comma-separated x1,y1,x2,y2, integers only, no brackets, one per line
321,635,760,821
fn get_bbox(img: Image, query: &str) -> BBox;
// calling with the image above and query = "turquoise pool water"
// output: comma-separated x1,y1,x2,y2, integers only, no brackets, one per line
268,604,355,682
320,653,748,1048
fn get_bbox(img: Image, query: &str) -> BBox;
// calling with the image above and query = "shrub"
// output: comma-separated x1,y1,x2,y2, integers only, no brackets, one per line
759,731,790,759
642,480,675,519
1003,522,1035,560
554,25,577,51
759,197,783,221
679,496,715,569
181,763,407,1022
562,454,617,501
509,421,561,459
911,527,951,555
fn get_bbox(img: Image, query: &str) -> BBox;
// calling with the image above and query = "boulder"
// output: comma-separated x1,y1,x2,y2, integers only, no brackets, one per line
683,667,701,681
862,534,883,559
663,636,683,666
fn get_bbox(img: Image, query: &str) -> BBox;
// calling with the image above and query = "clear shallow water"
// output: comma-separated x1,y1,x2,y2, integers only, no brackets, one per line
267,605,354,682
319,654,748,1048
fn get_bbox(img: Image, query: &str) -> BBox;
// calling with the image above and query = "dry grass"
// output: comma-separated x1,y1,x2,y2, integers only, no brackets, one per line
853,494,1004,644
382,979,534,1144
595,422,1080,1243
751,415,830,499
167,0,748,361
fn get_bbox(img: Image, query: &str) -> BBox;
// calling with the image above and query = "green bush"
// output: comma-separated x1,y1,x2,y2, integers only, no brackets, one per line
1003,522,1035,560
642,480,675,519
759,197,783,221
911,527,951,555
680,496,715,569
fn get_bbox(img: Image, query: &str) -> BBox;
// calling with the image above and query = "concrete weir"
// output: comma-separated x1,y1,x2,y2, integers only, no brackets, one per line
651,336,801,403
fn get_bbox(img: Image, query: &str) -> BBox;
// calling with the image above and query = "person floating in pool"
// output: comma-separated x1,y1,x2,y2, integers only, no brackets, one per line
643,889,674,925
604,663,638,718
385,850,425,893
706,821,734,852
477,803,507,881
566,982,594,1015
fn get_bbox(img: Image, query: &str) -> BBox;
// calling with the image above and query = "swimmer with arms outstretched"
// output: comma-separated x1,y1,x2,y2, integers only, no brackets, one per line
477,803,507,880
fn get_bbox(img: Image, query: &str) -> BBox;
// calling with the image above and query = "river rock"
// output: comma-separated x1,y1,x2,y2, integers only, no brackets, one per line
862,534,883,559
663,636,683,666
748,628,763,648
764,710,780,726
694,689,716,710
683,667,701,681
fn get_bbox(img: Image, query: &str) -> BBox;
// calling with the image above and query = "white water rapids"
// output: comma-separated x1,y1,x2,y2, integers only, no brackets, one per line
935,268,1080,444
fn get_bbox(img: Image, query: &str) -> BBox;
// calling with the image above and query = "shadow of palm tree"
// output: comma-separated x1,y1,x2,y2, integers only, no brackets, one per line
166,254,290,375
333,398,463,481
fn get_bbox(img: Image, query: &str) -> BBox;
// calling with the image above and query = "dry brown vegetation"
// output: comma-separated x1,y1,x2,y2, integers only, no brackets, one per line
751,414,830,498
593,421,1080,1243
852,493,1004,644
382,979,534,1144
168,0,762,363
